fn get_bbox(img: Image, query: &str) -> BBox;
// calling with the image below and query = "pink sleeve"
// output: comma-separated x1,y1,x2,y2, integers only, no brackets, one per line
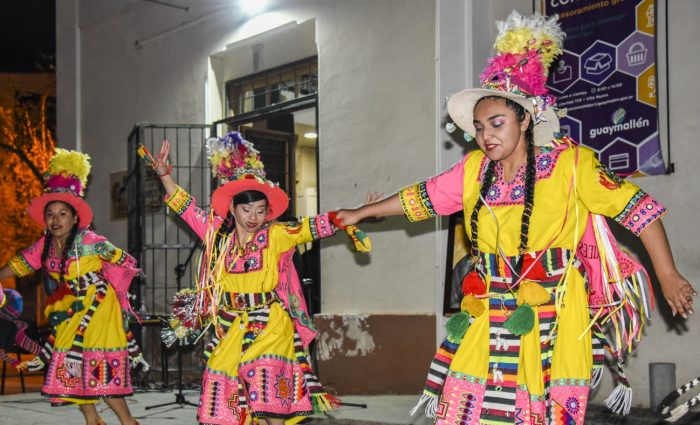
20,236,45,270
164,186,223,240
424,156,466,216
7,236,45,277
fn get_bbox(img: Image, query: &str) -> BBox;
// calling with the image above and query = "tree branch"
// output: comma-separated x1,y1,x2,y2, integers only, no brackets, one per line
0,141,45,185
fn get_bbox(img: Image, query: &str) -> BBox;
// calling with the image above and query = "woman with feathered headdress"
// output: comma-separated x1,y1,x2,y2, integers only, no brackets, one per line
0,148,146,425
337,11,694,424
148,133,372,425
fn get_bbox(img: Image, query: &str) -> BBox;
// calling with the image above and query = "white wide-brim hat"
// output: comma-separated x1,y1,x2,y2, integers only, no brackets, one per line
447,88,560,147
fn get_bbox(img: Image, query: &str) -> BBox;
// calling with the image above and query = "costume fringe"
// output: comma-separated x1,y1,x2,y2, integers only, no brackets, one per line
591,366,603,389
604,382,632,415
409,391,438,418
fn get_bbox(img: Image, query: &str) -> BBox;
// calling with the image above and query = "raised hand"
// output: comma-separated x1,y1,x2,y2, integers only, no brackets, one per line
154,140,172,176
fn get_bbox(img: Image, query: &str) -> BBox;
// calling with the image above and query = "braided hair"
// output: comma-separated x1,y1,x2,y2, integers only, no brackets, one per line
469,96,536,272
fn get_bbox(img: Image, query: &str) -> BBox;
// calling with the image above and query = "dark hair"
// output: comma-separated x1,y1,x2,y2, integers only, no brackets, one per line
469,96,536,273
41,201,80,285
215,190,269,245
233,190,268,207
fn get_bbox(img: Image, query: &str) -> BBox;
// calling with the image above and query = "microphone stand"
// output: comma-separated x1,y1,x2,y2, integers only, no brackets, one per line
145,243,199,410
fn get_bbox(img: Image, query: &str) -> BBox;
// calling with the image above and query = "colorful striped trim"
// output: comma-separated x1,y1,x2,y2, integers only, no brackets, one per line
614,191,667,236
7,254,34,277
222,291,278,311
164,185,193,215
399,182,436,222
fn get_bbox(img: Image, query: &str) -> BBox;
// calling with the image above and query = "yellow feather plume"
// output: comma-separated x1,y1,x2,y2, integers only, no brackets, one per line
48,148,91,188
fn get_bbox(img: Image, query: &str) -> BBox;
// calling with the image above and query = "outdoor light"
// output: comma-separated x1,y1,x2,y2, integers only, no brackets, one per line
304,132,317,140
240,0,267,16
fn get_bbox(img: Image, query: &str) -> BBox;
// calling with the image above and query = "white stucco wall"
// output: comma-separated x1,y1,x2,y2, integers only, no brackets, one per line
57,0,437,315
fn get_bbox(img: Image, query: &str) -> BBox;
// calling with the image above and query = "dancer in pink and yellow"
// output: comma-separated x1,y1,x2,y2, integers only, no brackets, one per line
337,11,694,425
0,149,146,425
150,132,368,425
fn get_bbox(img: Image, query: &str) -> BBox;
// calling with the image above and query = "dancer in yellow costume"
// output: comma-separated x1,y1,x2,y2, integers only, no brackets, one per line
0,149,146,425
337,12,694,425
150,132,364,425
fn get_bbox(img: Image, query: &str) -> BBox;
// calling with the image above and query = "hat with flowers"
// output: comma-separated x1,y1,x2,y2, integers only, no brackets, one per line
207,131,288,220
447,11,566,146
27,148,93,228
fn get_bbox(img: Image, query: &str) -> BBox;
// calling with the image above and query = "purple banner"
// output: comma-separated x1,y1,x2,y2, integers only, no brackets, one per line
544,0,664,176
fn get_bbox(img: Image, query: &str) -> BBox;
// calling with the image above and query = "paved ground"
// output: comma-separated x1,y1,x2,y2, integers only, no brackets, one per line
1,375,699,424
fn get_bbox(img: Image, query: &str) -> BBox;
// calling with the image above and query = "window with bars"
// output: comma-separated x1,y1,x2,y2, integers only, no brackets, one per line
226,56,317,117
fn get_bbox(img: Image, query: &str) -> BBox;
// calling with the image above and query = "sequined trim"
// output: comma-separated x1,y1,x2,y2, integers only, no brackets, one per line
310,213,335,240
7,254,34,278
399,182,436,222
164,185,193,215
614,191,667,236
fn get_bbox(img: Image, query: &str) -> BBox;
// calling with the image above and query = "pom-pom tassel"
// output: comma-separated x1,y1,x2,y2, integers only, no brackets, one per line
517,280,551,306
504,304,535,335
462,271,486,296
445,312,470,343
461,294,485,318
604,382,632,415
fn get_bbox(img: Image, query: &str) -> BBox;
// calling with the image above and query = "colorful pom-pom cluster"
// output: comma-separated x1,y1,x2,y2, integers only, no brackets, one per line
206,131,266,184
479,11,565,124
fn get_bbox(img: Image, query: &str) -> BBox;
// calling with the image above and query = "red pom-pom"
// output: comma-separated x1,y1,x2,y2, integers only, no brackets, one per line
522,255,547,281
462,271,486,296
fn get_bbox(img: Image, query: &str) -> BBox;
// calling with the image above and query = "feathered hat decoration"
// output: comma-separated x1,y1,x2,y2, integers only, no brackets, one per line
45,148,92,197
207,131,289,220
27,148,94,228
447,11,566,145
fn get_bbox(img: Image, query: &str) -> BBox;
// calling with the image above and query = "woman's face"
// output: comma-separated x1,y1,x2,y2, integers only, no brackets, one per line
472,98,530,162
44,201,78,240
231,199,269,235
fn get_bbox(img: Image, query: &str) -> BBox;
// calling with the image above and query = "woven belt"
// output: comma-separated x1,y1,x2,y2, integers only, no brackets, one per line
222,291,278,311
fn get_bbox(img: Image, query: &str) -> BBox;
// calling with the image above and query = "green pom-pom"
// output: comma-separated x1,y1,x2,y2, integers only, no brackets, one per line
71,300,84,312
49,311,69,326
445,312,471,343
504,304,535,335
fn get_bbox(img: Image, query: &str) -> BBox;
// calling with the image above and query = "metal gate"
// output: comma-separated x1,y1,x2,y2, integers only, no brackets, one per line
127,123,213,387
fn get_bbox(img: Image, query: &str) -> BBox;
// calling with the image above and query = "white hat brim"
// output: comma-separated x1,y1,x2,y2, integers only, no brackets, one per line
447,88,560,147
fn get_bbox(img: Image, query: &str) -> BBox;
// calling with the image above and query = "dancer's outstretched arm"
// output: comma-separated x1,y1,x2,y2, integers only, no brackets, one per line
639,219,696,318
336,193,403,226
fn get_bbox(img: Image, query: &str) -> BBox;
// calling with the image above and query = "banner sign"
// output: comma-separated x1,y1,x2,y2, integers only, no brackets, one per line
544,0,664,176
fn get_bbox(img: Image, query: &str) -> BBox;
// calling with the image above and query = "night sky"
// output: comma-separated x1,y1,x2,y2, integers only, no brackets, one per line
0,0,56,73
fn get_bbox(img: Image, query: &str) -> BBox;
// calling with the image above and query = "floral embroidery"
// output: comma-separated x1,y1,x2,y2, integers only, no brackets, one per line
596,163,623,190
225,223,271,273
475,145,565,206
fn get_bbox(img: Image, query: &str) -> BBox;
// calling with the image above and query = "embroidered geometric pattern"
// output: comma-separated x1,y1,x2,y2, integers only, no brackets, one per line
7,254,33,277
614,191,666,236
310,213,334,240
165,185,194,215
399,182,436,222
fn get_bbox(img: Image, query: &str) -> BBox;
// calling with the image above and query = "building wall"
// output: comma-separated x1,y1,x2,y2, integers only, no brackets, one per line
56,0,700,403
